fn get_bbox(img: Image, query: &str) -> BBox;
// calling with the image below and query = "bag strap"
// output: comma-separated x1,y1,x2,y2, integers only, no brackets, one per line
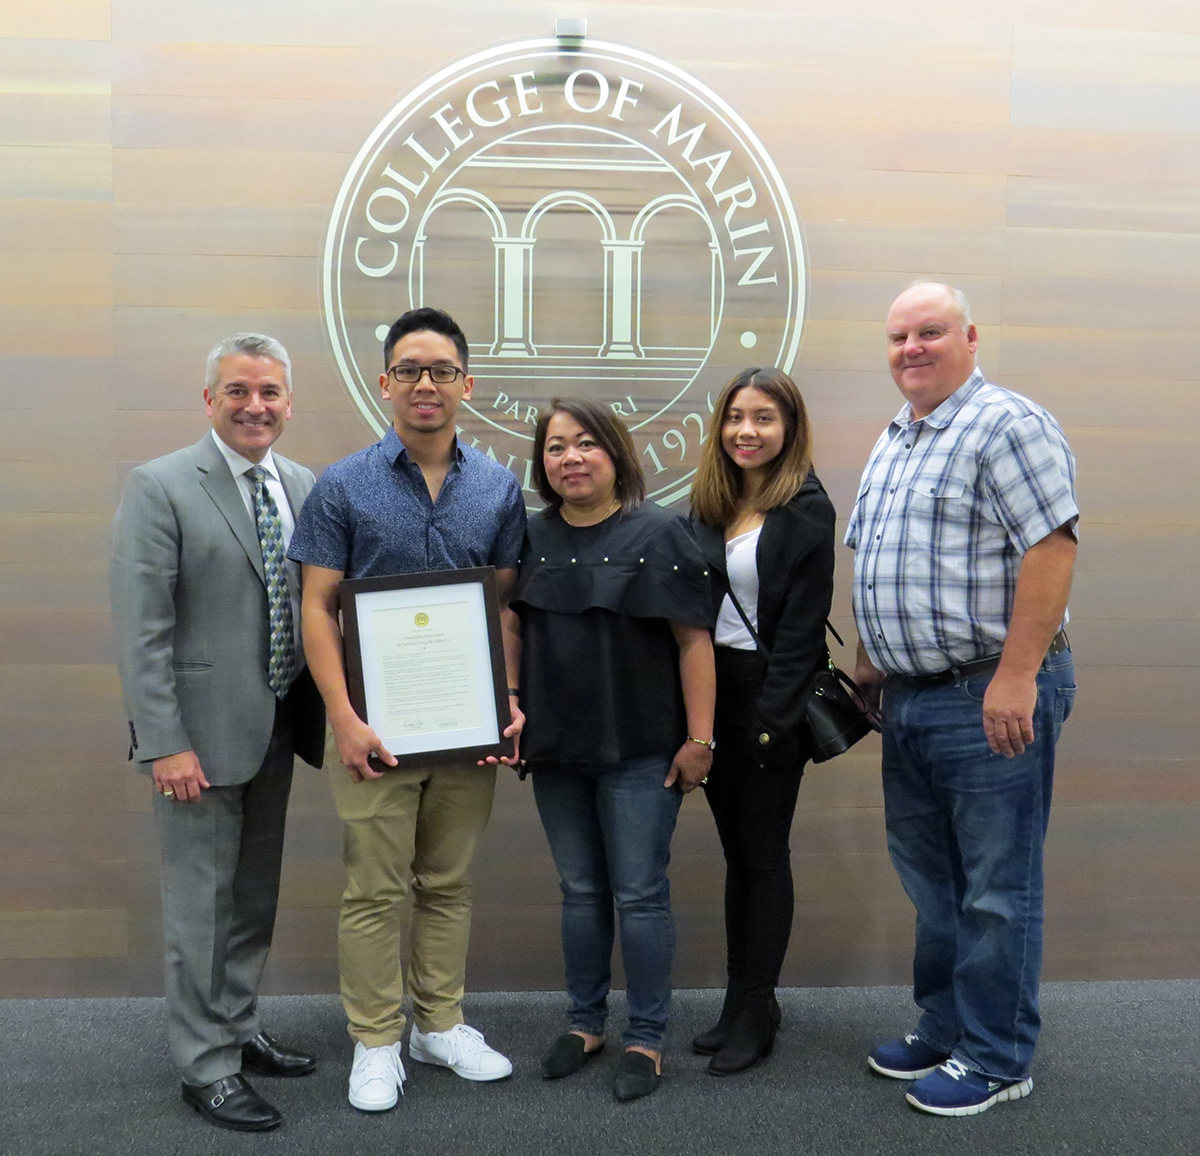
723,585,842,665
724,585,767,656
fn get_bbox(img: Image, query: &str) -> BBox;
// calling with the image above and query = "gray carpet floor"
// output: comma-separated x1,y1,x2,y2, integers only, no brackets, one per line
2,982,1196,1156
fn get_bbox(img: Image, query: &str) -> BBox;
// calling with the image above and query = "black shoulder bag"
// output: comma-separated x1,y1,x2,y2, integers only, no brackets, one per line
724,591,876,764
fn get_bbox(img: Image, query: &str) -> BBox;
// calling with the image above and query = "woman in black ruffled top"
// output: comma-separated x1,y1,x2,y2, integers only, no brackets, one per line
510,397,715,1102
689,368,836,1077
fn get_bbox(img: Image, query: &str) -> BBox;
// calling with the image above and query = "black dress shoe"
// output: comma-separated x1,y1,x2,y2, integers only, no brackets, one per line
613,1050,661,1102
541,1032,605,1079
241,1031,317,1077
181,1074,282,1132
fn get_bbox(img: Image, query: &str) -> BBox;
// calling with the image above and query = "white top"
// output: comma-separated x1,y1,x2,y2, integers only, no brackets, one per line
714,525,761,651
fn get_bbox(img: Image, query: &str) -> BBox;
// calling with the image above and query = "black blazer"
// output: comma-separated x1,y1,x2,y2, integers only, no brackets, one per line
693,471,837,768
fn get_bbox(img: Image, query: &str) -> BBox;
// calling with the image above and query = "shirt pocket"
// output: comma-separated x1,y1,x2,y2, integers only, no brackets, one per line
907,475,967,503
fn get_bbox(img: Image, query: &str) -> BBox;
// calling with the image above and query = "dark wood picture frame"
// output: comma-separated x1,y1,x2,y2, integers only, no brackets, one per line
339,566,513,770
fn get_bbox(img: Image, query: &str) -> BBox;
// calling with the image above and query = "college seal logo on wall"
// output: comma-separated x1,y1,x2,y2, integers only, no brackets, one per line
323,35,806,506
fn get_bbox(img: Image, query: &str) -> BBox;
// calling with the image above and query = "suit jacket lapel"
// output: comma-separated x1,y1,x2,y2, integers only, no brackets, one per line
196,436,266,586
277,459,308,610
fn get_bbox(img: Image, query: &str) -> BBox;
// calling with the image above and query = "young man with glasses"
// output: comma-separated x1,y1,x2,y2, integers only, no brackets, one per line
289,308,526,1110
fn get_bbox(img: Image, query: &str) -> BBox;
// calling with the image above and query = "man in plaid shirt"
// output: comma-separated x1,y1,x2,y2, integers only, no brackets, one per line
846,282,1078,1118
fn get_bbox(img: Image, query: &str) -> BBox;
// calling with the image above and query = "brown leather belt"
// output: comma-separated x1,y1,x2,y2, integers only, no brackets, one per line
888,629,1069,690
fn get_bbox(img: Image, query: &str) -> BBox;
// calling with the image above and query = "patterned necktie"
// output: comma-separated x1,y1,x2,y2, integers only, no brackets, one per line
248,466,295,698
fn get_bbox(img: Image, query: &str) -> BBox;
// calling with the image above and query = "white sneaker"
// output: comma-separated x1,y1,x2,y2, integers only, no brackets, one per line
348,1041,405,1111
409,1023,513,1081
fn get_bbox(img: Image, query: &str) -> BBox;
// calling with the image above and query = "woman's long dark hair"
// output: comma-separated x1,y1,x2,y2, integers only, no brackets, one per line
691,367,813,527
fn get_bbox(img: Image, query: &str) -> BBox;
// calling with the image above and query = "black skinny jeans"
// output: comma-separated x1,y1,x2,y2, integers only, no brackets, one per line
703,646,806,1000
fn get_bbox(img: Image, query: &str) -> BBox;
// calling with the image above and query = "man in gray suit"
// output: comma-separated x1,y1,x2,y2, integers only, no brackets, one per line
111,334,325,1132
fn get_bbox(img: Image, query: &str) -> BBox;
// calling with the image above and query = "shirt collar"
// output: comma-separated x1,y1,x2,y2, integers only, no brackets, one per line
210,428,279,481
889,368,985,433
382,425,467,469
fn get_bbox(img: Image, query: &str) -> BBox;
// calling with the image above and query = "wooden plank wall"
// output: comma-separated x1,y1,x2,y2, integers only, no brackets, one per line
1,0,1197,997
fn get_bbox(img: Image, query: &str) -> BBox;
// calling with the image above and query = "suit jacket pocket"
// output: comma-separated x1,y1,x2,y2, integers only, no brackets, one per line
172,661,214,671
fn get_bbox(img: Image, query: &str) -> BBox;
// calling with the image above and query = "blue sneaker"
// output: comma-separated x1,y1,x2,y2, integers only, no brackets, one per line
867,1033,951,1080
906,1059,1034,1116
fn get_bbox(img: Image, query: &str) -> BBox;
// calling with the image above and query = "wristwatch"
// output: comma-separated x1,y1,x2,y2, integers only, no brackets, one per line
688,735,716,751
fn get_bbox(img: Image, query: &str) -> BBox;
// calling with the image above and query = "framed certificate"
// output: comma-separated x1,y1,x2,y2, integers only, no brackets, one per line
339,567,513,768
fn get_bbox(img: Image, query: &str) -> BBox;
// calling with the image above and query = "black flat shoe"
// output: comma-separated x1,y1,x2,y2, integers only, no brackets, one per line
182,1073,282,1131
241,1030,317,1077
613,1050,660,1102
541,1032,605,1079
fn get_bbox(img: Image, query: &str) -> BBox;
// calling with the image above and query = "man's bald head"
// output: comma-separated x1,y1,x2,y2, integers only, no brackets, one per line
885,283,978,419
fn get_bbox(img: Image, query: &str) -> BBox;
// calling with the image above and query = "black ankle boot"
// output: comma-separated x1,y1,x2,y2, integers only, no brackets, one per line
692,989,745,1056
707,995,778,1076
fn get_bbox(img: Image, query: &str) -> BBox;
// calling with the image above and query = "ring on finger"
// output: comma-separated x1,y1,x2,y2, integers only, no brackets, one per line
163,789,175,797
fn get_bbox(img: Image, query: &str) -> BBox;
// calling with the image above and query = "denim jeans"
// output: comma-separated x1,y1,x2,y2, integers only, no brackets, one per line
881,649,1075,1080
531,755,682,1049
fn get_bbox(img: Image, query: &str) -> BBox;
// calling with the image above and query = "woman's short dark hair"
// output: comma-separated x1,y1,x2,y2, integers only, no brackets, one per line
530,397,647,512
691,367,814,526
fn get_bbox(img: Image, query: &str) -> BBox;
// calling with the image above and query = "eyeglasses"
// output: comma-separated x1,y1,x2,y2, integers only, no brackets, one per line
387,363,466,385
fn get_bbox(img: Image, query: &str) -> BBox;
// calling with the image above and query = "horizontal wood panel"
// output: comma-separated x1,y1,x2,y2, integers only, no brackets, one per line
0,199,113,253
0,460,118,512
113,148,346,203
694,61,1011,124
0,562,108,611
0,2,110,41
808,271,1003,324
791,168,1007,227
1007,126,1200,184
0,38,110,94
1004,228,1200,283
753,116,1012,176
0,760,126,815
1003,376,1200,430
0,512,112,565
0,93,110,146
114,201,325,256
0,144,111,199
112,43,427,101
806,222,1007,276
1007,177,1200,234
0,305,113,357
112,94,385,153
0,610,114,665
1013,23,1200,88
1014,0,1200,35
0,908,126,959
0,252,113,306
0,665,119,712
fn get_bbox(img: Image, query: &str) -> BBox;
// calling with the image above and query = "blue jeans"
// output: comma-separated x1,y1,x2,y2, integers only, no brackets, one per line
531,756,682,1049
881,650,1075,1080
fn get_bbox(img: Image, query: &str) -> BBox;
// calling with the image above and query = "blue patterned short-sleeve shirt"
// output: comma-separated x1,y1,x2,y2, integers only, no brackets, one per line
288,427,526,579
845,370,1078,677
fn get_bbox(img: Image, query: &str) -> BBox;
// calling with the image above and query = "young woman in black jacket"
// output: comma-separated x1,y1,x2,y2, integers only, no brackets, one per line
690,367,836,1076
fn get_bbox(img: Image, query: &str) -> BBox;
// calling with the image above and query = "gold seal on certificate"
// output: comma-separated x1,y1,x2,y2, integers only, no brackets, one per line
339,567,513,767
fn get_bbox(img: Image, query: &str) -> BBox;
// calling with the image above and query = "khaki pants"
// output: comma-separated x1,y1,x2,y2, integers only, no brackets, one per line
327,730,497,1046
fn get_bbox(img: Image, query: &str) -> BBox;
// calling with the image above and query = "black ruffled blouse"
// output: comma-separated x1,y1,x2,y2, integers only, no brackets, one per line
512,502,714,768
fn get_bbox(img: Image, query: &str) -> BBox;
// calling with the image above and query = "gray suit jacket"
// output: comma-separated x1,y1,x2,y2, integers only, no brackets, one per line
111,434,325,784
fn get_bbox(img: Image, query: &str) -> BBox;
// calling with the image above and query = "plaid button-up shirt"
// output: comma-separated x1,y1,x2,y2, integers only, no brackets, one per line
845,370,1078,677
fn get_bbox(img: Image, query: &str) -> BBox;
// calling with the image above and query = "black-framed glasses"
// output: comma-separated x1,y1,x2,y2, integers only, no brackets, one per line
387,363,465,385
